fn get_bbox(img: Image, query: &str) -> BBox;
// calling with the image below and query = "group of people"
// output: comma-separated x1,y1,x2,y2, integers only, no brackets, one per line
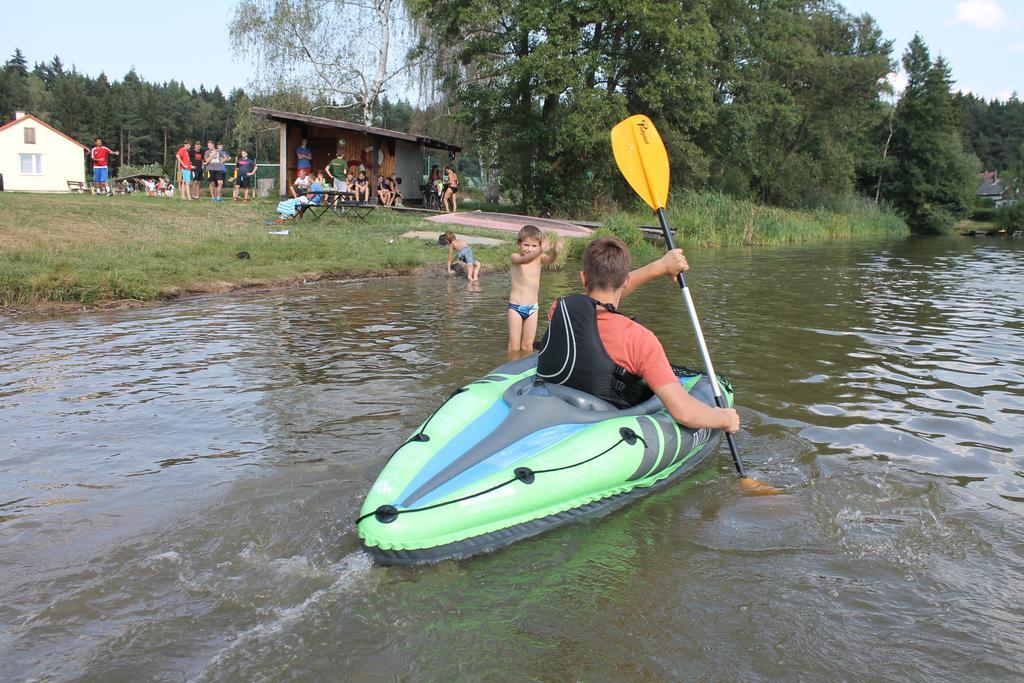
300,142,404,207
175,139,258,202
425,164,460,212
443,227,742,435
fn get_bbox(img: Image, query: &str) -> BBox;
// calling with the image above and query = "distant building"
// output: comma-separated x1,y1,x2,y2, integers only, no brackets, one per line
976,171,1010,207
251,107,460,199
0,112,86,192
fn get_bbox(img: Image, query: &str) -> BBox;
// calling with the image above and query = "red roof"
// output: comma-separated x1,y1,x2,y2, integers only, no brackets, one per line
0,113,88,150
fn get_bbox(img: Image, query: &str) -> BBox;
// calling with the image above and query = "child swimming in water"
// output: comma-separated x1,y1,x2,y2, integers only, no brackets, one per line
508,225,563,352
443,231,482,281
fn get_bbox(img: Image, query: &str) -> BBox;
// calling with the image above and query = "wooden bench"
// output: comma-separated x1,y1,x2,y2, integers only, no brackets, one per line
639,225,677,240
67,180,87,193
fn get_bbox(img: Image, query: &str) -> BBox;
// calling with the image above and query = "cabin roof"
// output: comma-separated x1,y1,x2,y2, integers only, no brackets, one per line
0,113,88,149
250,107,461,152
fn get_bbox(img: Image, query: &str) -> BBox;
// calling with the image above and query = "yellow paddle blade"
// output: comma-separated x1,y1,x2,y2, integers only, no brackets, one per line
610,114,670,211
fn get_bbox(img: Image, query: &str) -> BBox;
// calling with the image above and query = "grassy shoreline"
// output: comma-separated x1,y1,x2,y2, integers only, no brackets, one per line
0,191,908,311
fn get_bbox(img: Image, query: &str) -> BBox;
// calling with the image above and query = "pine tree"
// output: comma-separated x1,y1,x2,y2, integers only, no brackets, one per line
884,36,977,233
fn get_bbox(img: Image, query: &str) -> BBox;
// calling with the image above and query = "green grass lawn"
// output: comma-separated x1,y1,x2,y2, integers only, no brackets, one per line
0,189,909,310
0,193,517,308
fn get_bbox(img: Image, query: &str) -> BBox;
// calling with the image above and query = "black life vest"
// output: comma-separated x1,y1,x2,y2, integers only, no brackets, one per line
536,293,654,409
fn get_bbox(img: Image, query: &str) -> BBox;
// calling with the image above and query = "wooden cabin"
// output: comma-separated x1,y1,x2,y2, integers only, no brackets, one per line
250,107,460,200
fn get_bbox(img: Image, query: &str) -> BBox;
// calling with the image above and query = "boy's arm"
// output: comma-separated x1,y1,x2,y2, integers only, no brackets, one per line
446,244,455,272
622,249,688,298
510,250,543,265
541,238,565,265
654,381,740,432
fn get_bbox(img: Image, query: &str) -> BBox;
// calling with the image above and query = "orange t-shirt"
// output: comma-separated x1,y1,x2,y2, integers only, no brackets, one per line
546,301,678,390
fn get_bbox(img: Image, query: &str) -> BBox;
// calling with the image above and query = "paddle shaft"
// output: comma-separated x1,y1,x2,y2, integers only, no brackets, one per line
655,208,746,478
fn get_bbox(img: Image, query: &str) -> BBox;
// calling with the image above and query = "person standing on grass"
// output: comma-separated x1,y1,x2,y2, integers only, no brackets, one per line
176,139,193,200
205,140,230,202
190,141,205,199
88,138,119,196
325,149,348,199
296,138,312,178
442,165,459,212
232,150,257,201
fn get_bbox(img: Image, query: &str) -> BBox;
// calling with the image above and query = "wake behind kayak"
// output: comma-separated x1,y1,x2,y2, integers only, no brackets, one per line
357,355,733,565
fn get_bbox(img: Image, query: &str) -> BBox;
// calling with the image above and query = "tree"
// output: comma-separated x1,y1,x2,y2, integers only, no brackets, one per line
883,35,977,233
0,48,30,119
416,0,893,214
229,0,420,126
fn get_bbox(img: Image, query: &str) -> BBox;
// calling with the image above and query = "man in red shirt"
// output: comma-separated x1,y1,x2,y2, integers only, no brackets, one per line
88,138,119,196
537,236,740,432
175,139,193,200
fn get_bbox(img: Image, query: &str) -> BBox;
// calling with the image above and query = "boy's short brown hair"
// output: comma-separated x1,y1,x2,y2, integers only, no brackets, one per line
582,237,631,291
517,224,542,244
443,231,456,244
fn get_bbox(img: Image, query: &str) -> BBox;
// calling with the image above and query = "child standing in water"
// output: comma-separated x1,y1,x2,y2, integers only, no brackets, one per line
444,231,482,281
508,225,563,352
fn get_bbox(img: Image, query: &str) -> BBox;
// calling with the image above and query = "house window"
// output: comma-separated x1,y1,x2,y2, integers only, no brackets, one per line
24,127,36,144
20,153,43,175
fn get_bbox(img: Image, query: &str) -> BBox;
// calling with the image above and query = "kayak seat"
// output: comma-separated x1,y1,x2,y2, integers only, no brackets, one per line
504,377,664,415
504,377,617,413
502,373,710,420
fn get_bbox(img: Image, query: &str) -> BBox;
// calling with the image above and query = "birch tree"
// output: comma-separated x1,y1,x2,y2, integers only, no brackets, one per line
230,0,420,126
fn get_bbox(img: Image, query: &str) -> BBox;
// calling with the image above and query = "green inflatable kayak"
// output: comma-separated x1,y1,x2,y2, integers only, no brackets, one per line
357,355,733,565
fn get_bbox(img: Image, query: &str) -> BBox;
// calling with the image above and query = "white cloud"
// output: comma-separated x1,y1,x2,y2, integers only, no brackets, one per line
1010,42,1024,52
887,71,908,95
949,0,1009,30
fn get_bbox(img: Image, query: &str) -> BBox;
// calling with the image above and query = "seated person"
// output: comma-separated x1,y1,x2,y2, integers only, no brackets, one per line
536,236,741,432
294,172,326,219
376,175,392,206
389,174,403,206
275,173,326,221
290,173,311,198
352,170,370,202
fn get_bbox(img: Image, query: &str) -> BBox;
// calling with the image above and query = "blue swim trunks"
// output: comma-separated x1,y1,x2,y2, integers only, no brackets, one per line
181,169,193,183
93,167,108,183
508,302,539,320
458,245,476,265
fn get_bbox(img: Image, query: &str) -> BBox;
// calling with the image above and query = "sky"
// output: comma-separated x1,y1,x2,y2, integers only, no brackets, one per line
841,0,1023,100
1,0,1021,102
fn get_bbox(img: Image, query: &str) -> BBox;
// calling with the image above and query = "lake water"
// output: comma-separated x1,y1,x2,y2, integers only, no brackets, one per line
1,236,1022,681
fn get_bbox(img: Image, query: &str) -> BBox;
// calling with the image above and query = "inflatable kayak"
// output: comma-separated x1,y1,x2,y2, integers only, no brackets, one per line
357,355,733,565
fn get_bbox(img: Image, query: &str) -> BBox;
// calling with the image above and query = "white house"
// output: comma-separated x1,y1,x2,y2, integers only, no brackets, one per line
0,112,86,192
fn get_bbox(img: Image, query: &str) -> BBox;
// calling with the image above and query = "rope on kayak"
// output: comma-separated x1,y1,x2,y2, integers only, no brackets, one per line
356,427,647,525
